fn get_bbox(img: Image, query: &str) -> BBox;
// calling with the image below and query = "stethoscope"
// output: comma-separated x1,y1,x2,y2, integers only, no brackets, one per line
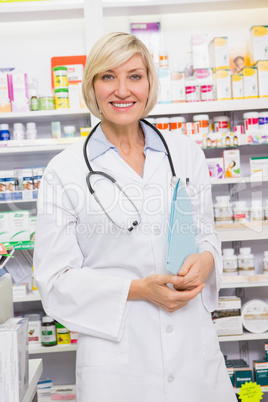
83,119,178,232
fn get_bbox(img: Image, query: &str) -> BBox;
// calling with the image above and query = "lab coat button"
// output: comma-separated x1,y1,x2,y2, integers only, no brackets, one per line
166,325,173,334
153,227,161,235
168,375,174,383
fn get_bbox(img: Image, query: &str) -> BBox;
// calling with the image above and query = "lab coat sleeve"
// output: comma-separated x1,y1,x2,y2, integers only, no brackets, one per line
34,167,132,342
190,144,222,312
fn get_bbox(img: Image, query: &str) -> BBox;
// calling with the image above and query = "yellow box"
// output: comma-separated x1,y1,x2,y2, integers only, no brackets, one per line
80,127,91,137
231,74,244,99
254,60,268,98
241,67,259,98
213,69,231,100
250,26,268,64
209,37,229,69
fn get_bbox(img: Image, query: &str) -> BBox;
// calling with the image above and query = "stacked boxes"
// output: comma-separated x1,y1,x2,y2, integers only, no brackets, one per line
212,296,243,336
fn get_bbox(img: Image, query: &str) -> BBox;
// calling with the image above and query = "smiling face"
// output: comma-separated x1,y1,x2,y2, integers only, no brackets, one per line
93,53,149,129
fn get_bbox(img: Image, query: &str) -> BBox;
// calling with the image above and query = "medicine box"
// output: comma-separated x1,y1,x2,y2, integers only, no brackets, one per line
191,34,210,69
223,149,241,178
231,74,244,99
8,73,30,113
241,67,259,98
206,158,224,179
0,73,12,112
209,37,229,69
0,212,10,243
194,68,213,85
250,26,268,64
213,69,232,100
170,71,185,102
234,367,253,388
0,317,29,402
265,343,268,361
253,360,268,386
212,296,243,336
250,156,268,176
9,211,30,242
255,60,268,97
158,68,171,104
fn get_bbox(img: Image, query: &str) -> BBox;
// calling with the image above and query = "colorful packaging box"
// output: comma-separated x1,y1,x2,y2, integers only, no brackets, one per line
231,74,244,99
223,149,241,178
191,34,210,69
8,73,30,112
210,37,229,69
253,360,268,386
241,67,259,98
213,69,232,100
0,317,29,402
0,73,11,112
250,26,268,64
250,156,268,176
206,158,224,179
255,60,268,97
212,296,243,336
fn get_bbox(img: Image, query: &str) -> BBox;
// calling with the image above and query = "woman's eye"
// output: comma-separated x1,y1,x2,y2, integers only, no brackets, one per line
130,74,142,80
102,74,114,80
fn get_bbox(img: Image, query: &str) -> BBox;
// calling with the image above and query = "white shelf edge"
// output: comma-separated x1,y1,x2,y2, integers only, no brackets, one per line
217,221,268,242
0,137,83,154
0,108,89,120
22,359,43,402
221,274,268,288
29,344,77,354
150,98,268,116
13,293,41,303
218,331,268,342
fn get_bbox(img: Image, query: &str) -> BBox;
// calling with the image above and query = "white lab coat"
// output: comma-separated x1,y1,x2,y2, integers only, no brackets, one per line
34,123,236,402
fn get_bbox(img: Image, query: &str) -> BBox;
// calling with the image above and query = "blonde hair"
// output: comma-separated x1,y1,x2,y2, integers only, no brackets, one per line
82,32,159,120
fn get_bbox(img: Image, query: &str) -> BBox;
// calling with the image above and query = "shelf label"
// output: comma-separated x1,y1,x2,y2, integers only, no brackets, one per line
238,382,263,401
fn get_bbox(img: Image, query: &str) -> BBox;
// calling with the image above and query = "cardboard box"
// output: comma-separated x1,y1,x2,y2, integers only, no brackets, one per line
0,73,11,112
207,158,224,179
241,67,259,98
231,74,244,99
212,296,243,336
250,156,268,176
191,34,210,69
255,60,268,97
250,26,268,64
234,367,253,388
170,71,185,102
0,317,29,402
9,211,30,242
210,37,229,69
253,360,268,386
8,73,30,112
223,149,241,178
213,69,232,100
0,212,10,243
265,343,268,361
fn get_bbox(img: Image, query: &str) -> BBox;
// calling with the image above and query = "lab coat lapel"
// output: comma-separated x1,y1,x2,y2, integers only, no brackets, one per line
102,148,143,183
143,149,166,185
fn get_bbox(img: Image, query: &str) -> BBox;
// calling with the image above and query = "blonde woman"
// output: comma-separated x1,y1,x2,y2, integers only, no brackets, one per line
34,33,236,402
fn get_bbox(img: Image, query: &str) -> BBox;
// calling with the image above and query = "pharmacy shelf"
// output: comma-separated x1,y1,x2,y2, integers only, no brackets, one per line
150,98,268,116
0,137,82,154
0,0,84,22
218,332,268,342
221,274,268,289
0,107,90,123
103,0,268,16
22,359,43,402
211,176,268,185
13,292,41,303
29,344,77,355
216,221,268,242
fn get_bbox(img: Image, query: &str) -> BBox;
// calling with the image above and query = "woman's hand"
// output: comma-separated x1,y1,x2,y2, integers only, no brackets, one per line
128,274,205,313
174,251,214,291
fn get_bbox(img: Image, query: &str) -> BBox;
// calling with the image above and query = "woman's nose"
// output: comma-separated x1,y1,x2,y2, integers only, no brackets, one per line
114,78,130,98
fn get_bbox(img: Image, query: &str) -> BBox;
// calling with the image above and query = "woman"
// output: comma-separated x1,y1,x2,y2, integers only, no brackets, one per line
34,32,236,401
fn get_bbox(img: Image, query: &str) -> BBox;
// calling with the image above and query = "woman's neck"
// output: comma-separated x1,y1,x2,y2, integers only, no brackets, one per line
101,120,145,153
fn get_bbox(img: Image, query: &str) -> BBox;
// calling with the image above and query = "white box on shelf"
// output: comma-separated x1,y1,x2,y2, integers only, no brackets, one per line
212,296,243,336
9,211,30,242
0,317,29,402
250,26,268,64
250,157,268,176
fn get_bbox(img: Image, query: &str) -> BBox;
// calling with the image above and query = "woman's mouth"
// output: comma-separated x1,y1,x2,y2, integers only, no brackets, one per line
110,102,135,109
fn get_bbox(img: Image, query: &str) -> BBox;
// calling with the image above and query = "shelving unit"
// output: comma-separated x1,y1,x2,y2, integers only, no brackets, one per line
22,359,43,402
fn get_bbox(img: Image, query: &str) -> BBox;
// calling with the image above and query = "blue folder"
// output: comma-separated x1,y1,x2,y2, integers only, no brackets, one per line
166,179,197,275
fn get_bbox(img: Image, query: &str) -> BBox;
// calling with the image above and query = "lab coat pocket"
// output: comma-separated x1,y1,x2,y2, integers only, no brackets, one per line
197,297,221,358
77,327,129,368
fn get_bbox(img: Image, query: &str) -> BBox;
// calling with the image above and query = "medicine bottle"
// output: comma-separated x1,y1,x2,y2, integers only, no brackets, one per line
0,124,10,141
63,125,76,137
193,114,209,135
155,117,169,131
26,122,37,140
233,201,249,223
169,116,185,135
30,91,39,111
55,88,69,109
213,195,233,224
13,123,25,141
250,200,263,221
213,116,230,133
53,66,69,88
222,249,238,275
41,316,57,346
243,111,258,133
238,247,255,275
263,251,268,274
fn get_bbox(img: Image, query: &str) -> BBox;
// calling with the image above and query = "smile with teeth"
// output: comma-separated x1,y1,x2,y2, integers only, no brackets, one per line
111,102,135,108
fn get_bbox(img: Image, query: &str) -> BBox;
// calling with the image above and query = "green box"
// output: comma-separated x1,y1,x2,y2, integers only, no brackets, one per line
253,360,268,387
234,367,253,388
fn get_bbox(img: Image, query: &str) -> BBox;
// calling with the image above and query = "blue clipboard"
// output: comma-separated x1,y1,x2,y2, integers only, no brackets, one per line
166,179,197,275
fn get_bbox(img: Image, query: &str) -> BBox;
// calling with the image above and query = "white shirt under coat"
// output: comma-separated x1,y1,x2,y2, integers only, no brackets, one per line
34,121,236,402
